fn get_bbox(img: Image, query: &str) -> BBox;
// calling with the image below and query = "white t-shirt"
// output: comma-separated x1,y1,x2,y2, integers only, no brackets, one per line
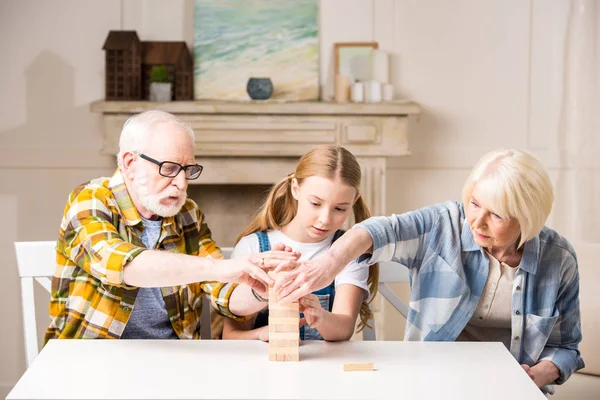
231,230,369,297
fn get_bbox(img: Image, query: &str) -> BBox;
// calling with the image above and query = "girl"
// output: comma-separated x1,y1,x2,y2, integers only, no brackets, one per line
222,145,379,342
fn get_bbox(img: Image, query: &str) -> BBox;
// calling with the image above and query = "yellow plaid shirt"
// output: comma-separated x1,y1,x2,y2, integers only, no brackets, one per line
45,169,239,341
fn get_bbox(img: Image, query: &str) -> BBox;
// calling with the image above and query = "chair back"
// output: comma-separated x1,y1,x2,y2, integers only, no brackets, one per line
199,247,234,339
14,241,57,368
362,260,410,341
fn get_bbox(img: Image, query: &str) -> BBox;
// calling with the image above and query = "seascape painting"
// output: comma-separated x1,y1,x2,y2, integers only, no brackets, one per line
194,0,319,101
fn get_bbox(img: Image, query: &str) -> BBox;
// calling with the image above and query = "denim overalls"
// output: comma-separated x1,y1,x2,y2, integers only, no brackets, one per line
253,230,344,340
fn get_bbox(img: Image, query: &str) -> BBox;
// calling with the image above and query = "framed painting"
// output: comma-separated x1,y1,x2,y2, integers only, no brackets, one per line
194,0,319,101
334,42,379,82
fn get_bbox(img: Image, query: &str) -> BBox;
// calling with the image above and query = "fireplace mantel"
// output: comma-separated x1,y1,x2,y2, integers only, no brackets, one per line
90,100,420,217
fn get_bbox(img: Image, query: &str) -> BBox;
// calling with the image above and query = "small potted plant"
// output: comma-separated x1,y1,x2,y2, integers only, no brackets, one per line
149,65,171,102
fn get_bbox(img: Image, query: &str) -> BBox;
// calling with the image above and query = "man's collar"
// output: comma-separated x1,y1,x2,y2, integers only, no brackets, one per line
108,169,142,227
108,169,182,234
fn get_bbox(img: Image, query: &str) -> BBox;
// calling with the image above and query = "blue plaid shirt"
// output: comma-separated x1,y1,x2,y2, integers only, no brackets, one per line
355,201,584,385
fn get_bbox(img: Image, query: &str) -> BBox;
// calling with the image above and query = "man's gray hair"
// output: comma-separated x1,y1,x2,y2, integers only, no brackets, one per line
116,110,195,168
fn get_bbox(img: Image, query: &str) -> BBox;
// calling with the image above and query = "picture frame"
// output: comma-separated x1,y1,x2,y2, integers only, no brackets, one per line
334,42,379,82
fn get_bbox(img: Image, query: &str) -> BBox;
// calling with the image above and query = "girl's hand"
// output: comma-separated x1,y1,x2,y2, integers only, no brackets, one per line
299,294,326,329
257,317,307,342
257,325,269,342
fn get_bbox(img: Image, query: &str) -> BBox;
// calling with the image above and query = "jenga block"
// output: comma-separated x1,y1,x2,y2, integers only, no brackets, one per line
268,271,300,362
269,338,300,347
269,346,299,354
269,352,300,362
268,317,299,325
269,308,300,318
269,350,299,361
267,330,298,339
270,323,299,333
343,362,374,371
279,353,299,362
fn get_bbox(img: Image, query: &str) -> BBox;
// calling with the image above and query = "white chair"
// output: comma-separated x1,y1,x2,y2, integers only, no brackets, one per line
14,241,57,368
14,241,233,365
362,260,410,341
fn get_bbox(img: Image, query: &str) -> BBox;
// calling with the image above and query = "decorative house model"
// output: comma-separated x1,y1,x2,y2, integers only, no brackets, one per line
102,31,193,101
142,41,193,101
102,31,142,100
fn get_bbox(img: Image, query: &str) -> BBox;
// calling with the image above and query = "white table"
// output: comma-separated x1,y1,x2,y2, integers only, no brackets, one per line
7,340,545,399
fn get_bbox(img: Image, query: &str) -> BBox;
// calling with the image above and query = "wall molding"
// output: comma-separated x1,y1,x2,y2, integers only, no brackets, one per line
1,147,595,172
386,148,595,170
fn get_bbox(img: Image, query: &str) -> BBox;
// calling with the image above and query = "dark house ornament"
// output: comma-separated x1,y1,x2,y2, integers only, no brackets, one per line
102,30,194,101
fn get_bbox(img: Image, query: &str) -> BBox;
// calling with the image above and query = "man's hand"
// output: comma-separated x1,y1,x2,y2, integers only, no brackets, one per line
272,252,340,304
215,248,301,292
214,258,274,291
521,361,560,388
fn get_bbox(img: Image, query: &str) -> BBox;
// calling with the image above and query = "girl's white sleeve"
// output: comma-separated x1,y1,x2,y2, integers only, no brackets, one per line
334,259,370,298
230,234,260,259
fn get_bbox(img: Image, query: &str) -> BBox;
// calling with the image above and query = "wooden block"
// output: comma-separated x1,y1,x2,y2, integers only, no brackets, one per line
269,317,299,325
268,271,300,362
269,338,299,347
268,296,299,310
269,347,299,355
269,352,300,362
269,308,299,318
343,362,374,372
270,323,299,333
280,353,299,362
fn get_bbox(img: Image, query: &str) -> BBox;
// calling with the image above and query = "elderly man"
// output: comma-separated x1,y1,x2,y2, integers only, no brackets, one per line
46,110,297,341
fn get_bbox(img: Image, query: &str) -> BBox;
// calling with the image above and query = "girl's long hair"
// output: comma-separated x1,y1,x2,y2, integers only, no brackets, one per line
236,145,379,332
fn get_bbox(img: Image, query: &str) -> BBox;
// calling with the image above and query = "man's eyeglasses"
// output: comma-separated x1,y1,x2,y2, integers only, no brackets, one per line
138,153,203,180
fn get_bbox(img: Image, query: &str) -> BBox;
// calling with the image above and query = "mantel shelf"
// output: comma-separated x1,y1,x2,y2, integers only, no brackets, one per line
91,98,420,217
90,99,421,116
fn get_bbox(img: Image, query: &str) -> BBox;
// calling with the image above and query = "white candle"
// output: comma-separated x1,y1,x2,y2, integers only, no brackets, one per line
365,81,382,103
371,50,389,84
350,82,364,103
382,84,394,102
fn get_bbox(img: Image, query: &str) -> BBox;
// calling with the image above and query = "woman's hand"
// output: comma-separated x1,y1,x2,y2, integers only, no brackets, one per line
521,361,560,388
299,294,326,329
273,252,340,303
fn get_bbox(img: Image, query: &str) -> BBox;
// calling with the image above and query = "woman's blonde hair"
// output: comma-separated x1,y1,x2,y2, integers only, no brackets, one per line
461,149,553,249
237,145,378,332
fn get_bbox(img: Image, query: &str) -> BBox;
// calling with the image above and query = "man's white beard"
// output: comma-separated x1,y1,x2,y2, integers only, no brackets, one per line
134,169,187,217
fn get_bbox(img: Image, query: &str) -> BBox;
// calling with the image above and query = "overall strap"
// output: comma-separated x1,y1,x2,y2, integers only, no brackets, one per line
332,229,345,243
254,231,271,252
252,231,271,331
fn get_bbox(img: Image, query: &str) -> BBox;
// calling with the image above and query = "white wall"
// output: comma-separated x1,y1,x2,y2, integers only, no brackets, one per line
1,0,598,396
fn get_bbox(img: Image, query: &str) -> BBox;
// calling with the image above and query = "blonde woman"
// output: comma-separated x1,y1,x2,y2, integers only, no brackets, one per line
276,149,584,393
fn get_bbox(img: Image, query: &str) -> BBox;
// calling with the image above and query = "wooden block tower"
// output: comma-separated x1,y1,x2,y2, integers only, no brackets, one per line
268,272,300,362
